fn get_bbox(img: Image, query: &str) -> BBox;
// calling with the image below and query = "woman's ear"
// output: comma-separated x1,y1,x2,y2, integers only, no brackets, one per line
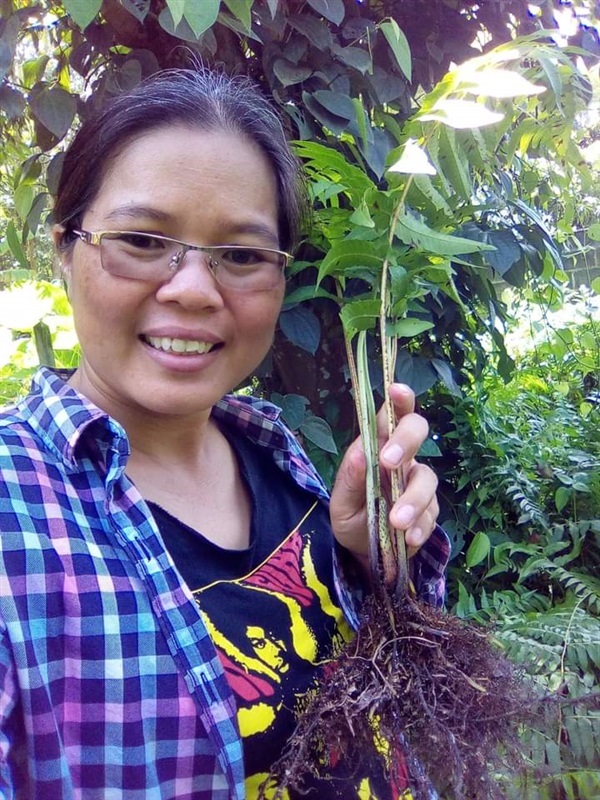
53,224,72,291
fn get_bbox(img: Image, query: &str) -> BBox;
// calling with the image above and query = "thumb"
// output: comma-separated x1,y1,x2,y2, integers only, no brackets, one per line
330,438,367,525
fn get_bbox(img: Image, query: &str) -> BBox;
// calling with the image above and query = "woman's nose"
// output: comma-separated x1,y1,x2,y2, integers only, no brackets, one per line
156,248,225,308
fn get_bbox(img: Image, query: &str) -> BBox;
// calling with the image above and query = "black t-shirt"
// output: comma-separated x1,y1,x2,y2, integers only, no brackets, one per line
150,421,411,799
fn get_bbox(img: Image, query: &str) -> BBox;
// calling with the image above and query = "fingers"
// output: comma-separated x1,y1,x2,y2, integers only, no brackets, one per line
373,384,438,556
378,384,428,470
389,461,439,555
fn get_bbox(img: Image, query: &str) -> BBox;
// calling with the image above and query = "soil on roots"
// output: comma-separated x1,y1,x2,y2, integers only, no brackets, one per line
262,592,540,800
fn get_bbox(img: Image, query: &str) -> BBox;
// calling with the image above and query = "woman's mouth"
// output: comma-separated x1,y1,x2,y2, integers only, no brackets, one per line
143,335,218,355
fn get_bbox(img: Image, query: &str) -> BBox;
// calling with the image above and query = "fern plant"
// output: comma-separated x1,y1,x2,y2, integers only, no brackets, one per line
443,307,600,799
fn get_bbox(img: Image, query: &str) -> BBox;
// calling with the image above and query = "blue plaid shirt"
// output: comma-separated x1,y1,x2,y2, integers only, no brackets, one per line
0,368,449,800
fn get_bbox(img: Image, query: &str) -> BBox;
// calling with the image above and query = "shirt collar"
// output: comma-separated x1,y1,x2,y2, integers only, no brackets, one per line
19,367,126,470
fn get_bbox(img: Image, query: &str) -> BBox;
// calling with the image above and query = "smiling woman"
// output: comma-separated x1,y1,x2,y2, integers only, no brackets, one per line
0,68,449,800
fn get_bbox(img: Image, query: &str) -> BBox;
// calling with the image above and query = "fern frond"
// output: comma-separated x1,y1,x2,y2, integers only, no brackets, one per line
551,568,600,614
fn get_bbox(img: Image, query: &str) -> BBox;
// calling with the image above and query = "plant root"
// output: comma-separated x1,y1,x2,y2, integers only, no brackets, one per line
261,592,540,800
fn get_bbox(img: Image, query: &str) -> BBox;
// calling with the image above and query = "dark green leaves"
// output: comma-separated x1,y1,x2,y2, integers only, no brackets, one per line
273,60,312,86
0,14,21,81
30,87,77,139
380,19,411,81
0,85,25,119
306,0,345,26
279,306,321,355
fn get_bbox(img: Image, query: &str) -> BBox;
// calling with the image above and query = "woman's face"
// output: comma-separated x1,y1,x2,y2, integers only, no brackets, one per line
57,126,285,424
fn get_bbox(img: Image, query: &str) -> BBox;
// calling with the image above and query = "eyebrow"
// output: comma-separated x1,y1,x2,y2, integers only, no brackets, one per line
103,206,280,247
104,205,172,223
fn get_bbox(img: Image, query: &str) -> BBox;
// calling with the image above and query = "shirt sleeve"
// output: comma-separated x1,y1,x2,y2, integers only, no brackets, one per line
0,628,18,799
334,523,451,620
411,523,451,609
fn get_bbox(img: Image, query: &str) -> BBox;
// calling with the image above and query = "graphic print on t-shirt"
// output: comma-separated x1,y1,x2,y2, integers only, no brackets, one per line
192,504,413,799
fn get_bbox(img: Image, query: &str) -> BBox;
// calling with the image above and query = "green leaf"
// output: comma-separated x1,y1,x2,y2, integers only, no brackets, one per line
279,306,321,355
22,55,50,90
418,438,442,457
466,531,491,568
184,0,221,37
555,486,571,513
339,300,380,338
30,87,77,139
332,45,372,74
318,240,385,283
223,0,252,29
435,125,472,200
311,90,355,121
387,318,434,337
306,0,345,25
349,200,375,228
289,14,332,50
380,19,411,81
395,213,494,256
484,229,521,276
26,193,49,236
273,60,312,86
33,322,55,368
14,184,34,221
588,222,600,242
591,277,600,295
0,14,20,81
272,393,308,430
63,0,102,29
300,413,338,454
166,0,186,27
0,85,25,119
5,222,29,270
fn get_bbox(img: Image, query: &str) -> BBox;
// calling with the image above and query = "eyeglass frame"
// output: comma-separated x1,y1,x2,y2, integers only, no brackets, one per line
70,228,292,289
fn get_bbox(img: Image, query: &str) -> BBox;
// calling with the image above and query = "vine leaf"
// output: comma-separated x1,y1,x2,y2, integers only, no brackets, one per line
300,414,338,453
30,86,76,139
380,19,411,81
306,0,345,26
279,306,321,355
182,0,221,38
63,0,102,29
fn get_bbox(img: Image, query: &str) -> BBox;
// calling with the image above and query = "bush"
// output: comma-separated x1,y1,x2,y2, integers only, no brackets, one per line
434,288,600,798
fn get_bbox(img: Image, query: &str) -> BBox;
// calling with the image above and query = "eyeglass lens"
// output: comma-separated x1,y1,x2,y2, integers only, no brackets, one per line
99,233,285,290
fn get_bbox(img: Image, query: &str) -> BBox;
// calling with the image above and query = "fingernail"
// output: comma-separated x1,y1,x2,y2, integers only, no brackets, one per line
382,443,403,466
393,505,415,528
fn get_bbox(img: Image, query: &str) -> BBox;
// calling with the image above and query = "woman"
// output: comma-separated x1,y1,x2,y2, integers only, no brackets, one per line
0,69,449,799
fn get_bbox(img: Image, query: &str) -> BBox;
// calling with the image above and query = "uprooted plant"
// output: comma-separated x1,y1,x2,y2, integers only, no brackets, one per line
258,39,595,799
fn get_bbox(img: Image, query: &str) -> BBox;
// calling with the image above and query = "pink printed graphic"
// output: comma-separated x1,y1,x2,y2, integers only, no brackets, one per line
244,530,314,606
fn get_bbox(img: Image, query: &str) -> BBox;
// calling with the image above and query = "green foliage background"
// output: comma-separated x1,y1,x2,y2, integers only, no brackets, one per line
1,1,599,797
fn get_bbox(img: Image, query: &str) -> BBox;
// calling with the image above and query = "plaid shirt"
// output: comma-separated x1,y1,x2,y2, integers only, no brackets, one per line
0,368,449,800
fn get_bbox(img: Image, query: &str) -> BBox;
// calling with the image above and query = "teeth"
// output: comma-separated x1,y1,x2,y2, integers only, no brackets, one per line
146,336,214,354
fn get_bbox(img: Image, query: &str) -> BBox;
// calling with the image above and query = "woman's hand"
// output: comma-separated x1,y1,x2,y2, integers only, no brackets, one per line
329,383,439,569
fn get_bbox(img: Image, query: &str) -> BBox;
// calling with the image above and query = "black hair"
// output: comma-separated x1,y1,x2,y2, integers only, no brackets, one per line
54,68,307,252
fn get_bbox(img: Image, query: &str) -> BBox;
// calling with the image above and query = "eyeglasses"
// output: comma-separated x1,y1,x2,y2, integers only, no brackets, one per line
72,229,291,291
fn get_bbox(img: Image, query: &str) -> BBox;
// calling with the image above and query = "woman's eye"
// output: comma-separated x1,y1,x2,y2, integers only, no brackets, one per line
118,233,165,250
221,248,263,266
